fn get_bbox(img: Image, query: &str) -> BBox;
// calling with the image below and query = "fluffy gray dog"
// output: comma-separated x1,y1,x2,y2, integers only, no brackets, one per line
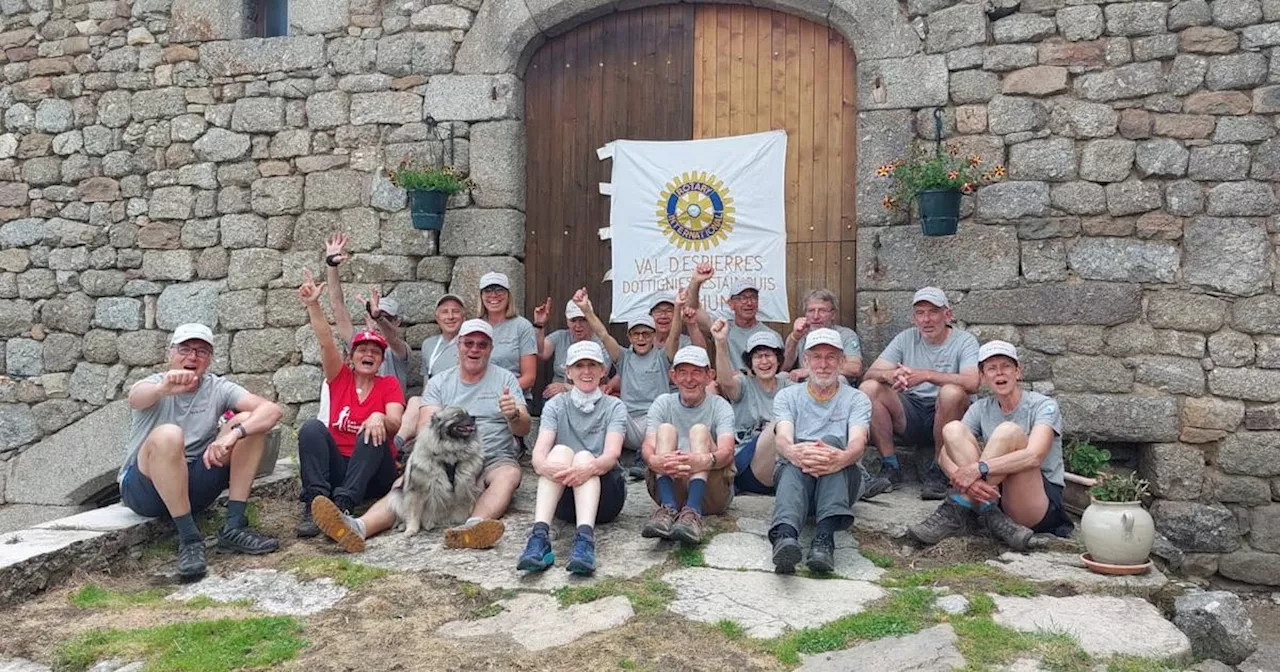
389,406,485,537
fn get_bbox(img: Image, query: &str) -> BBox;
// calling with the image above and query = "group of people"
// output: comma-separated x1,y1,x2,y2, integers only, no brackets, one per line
116,239,1073,580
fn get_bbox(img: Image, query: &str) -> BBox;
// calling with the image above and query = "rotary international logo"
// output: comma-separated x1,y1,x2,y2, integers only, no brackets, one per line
655,171,735,251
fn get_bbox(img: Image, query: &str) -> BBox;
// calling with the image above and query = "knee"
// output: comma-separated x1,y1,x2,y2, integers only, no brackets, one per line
298,418,329,445
937,384,969,408
942,420,970,443
545,444,575,469
858,379,884,398
488,464,523,489
147,424,185,453
688,424,711,449
657,423,677,444
991,421,1027,444
570,449,595,466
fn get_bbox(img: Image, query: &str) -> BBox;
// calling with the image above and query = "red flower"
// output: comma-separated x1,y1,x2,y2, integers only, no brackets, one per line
882,194,897,210
961,183,975,194
946,144,960,156
947,170,959,180
968,154,982,167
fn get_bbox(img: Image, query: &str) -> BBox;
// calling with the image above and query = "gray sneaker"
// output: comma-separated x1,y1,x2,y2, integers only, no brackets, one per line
980,506,1040,552
907,499,975,546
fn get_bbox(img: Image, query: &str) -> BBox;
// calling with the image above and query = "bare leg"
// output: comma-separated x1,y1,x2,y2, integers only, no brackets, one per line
859,380,906,458
656,423,678,458
934,384,972,462
137,424,191,517
223,412,264,502
534,445,574,524
749,421,778,487
472,463,522,520
940,420,981,479
358,494,398,539
978,423,1048,528
687,423,712,482
570,450,601,527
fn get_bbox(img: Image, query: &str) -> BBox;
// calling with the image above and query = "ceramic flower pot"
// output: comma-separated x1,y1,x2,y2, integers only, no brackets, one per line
407,189,449,230
915,188,961,236
1080,499,1155,566
1063,472,1097,516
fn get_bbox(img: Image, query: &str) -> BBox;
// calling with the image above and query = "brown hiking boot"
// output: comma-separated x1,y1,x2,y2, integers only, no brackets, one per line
444,518,506,549
311,495,366,553
907,499,975,546
641,505,677,539
668,507,706,545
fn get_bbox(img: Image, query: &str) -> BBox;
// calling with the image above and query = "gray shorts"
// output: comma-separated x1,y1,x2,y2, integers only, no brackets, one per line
624,413,646,450
895,393,937,448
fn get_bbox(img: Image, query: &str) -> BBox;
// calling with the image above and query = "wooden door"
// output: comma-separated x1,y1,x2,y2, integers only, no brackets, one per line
524,5,858,332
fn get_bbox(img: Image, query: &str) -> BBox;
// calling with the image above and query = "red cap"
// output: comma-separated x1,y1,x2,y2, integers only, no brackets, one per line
351,330,388,352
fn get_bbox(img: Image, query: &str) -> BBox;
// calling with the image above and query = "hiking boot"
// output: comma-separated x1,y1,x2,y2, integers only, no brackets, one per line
641,505,677,539
294,501,320,538
444,518,506,550
860,474,893,501
920,464,950,501
882,462,903,486
311,495,366,553
516,530,555,572
628,464,647,481
807,531,836,574
907,499,974,546
565,532,597,576
216,526,279,555
770,533,802,574
668,507,705,545
980,506,1038,552
176,540,207,579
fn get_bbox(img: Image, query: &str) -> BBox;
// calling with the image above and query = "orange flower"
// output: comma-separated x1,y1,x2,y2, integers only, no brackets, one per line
947,170,959,180
961,183,975,194
981,172,992,182
969,154,982,167
993,164,1006,177
946,144,959,156
882,194,897,210
876,164,893,177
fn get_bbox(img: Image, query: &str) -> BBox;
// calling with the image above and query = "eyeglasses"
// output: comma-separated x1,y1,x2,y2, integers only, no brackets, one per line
481,287,508,296
459,338,492,351
175,345,213,359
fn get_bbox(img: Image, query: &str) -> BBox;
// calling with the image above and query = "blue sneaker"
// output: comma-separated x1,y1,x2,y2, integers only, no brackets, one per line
516,532,554,572
565,533,596,576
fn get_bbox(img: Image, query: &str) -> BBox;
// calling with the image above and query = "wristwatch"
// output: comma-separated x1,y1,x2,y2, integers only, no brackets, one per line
977,461,989,481
233,424,247,439
708,452,718,470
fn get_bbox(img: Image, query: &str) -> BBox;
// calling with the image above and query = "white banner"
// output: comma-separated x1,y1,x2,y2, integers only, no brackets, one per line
606,130,789,323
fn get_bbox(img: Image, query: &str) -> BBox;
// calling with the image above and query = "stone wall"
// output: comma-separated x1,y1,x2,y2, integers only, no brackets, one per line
0,0,1276,584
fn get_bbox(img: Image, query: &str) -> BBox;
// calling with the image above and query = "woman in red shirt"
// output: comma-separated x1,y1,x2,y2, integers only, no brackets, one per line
295,270,405,538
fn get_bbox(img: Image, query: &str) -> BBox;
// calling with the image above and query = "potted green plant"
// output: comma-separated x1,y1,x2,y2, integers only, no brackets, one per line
875,143,1004,236
1062,438,1110,516
389,162,476,231
1081,472,1155,570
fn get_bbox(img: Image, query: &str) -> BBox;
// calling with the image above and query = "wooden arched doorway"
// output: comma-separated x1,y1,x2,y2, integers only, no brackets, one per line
523,4,858,338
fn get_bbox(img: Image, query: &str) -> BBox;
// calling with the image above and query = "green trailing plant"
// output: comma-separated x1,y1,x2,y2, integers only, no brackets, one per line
875,143,1004,210
1065,439,1111,479
389,162,476,195
1090,472,1150,503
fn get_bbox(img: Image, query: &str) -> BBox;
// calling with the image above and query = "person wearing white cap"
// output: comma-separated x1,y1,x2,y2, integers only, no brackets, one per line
476,271,538,395
517,341,628,576
710,319,791,495
640,345,736,545
782,289,864,382
321,232,410,391
908,341,1071,551
858,286,980,500
310,318,530,553
571,288,687,479
532,297,613,399
685,261,782,371
766,328,873,574
647,291,693,350
119,322,284,579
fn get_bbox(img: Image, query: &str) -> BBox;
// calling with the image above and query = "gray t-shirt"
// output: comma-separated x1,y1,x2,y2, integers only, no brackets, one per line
420,334,459,381
119,373,248,482
540,393,628,471
962,391,1065,486
547,330,614,383
380,348,409,393
617,347,672,417
732,375,790,441
726,321,782,371
489,316,537,380
424,364,526,463
646,392,735,451
797,325,862,361
772,383,872,446
878,327,980,399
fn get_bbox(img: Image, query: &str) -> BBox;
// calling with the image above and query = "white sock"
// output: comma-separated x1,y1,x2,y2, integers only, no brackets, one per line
465,516,483,526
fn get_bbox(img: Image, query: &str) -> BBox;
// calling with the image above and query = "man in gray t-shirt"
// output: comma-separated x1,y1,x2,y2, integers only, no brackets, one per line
783,289,864,383
858,287,981,500
424,364,527,468
686,263,784,371
908,340,1073,552
118,323,284,579
767,329,873,574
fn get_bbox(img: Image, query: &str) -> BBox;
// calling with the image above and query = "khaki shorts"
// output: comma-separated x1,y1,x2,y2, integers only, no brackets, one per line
645,464,735,515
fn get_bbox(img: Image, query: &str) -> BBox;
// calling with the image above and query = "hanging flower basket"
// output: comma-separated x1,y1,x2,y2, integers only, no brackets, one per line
876,143,1004,238
388,162,476,232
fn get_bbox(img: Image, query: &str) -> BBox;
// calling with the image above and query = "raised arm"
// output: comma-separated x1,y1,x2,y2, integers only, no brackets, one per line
300,269,345,383
324,232,355,344
532,297,554,360
365,288,408,360
782,317,807,371
710,319,742,401
667,290,691,360
573,288,623,362
686,262,715,331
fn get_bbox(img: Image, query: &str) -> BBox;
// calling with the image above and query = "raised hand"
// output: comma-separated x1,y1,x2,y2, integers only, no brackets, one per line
532,297,552,325
160,369,199,395
692,261,714,283
793,317,810,336
298,269,325,305
710,318,729,343
499,386,519,420
572,287,592,314
324,231,349,265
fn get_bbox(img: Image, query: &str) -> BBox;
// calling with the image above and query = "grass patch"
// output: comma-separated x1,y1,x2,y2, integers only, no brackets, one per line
69,583,172,610
967,593,996,618
57,617,306,672
288,557,387,589
953,617,1090,672
1103,655,1182,672
882,563,1039,597
554,567,675,615
861,548,895,568
474,602,504,619
714,619,746,641
672,545,706,567
458,582,484,599
196,502,263,536
766,587,938,665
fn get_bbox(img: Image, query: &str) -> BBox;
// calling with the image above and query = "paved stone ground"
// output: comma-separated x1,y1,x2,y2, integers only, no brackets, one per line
168,568,348,616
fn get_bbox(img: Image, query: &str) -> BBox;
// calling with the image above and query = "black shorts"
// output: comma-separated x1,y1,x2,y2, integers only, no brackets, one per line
894,393,937,448
120,458,229,519
555,468,627,525
1003,475,1074,537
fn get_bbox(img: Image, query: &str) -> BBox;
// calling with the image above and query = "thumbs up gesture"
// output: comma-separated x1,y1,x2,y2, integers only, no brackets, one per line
499,385,519,420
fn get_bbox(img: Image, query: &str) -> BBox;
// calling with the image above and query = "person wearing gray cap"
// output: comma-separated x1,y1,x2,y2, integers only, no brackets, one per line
710,320,791,495
685,261,782,371
767,328,873,574
858,287,980,500
119,323,284,579
908,341,1071,551
322,232,410,391
570,289,685,470
782,289,864,382
532,297,613,399
641,345,737,545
